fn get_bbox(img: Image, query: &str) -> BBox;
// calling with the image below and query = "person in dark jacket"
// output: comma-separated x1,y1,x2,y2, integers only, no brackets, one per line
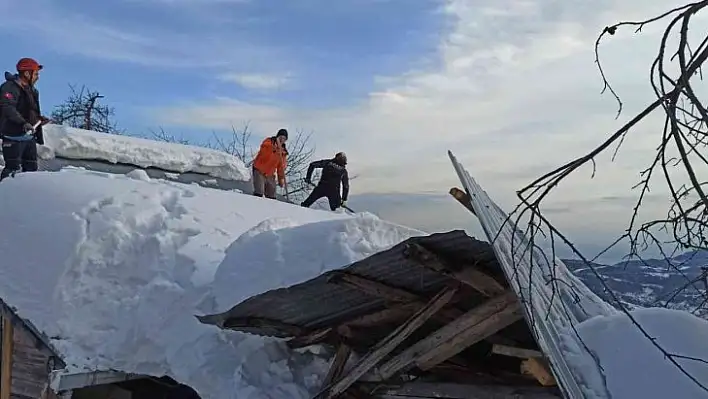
0,58,51,181
301,152,349,211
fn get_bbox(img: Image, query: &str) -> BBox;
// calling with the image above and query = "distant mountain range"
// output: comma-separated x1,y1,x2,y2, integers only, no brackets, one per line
564,251,708,318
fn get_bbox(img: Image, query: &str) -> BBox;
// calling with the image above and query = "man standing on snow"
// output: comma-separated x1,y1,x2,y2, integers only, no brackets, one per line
252,128,288,199
0,58,51,181
301,152,349,211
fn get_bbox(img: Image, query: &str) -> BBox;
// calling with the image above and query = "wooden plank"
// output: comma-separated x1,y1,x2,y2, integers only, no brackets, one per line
286,327,333,349
521,358,557,387
345,303,420,328
449,187,476,216
317,286,458,399
404,242,505,297
377,291,522,379
492,344,544,359
321,342,352,388
328,272,421,303
1,314,14,399
10,325,55,399
371,381,561,398
328,271,463,321
222,316,304,336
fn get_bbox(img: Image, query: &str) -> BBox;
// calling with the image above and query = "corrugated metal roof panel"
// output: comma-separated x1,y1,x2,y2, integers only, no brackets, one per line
198,230,506,338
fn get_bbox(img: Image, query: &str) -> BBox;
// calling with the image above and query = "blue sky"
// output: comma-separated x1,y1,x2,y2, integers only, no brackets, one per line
2,0,707,262
2,0,448,135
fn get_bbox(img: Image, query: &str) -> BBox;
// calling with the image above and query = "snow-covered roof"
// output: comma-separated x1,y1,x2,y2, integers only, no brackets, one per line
39,124,250,181
0,167,423,399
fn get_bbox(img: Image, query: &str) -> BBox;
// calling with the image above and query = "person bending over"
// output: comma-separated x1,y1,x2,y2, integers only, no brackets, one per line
301,152,349,211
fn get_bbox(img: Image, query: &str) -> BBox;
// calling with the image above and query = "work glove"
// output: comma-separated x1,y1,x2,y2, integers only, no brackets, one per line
23,122,34,134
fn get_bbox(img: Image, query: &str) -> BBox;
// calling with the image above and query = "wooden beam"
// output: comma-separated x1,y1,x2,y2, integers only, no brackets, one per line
345,303,420,328
0,312,14,399
222,316,304,336
316,286,458,399
377,291,522,379
328,272,421,303
369,381,561,398
449,187,476,216
321,342,352,388
328,271,463,321
521,358,557,387
404,242,505,297
492,344,543,359
287,327,333,349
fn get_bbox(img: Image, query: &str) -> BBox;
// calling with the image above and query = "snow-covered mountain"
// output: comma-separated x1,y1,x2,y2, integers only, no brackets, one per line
566,251,708,317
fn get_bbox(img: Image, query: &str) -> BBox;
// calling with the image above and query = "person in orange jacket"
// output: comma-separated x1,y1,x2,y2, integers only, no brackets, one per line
252,128,288,199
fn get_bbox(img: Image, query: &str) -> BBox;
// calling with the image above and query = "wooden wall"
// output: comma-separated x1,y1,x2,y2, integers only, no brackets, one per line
0,309,59,399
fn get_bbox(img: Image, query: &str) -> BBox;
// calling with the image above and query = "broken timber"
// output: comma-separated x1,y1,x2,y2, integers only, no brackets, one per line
316,286,458,399
376,290,523,380
449,187,476,216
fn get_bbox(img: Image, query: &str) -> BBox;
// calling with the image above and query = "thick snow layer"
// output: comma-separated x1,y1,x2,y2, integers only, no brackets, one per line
213,214,421,311
40,124,250,181
570,308,708,399
0,168,423,399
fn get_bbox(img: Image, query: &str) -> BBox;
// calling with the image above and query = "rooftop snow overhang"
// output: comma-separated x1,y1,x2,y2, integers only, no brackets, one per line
196,230,515,339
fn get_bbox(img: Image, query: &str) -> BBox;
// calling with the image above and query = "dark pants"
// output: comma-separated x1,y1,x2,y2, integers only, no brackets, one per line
301,185,341,211
0,138,38,181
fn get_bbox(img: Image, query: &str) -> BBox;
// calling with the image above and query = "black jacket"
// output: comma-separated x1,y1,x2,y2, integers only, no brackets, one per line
0,72,44,144
306,158,350,201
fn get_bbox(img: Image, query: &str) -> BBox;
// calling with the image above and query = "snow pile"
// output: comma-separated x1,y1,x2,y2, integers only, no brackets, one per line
40,124,250,181
564,308,708,399
213,214,420,310
0,168,423,399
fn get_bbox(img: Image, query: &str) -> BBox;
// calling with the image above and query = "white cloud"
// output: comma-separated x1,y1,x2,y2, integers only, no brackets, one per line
0,0,276,70
219,73,291,90
150,0,708,242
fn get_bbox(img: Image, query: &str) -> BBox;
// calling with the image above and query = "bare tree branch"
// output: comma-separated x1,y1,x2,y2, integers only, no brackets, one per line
502,2,708,394
51,84,122,134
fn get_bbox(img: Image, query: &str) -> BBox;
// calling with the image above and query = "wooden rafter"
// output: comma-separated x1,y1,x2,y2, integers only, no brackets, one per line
316,286,458,399
321,342,352,388
403,242,505,297
492,344,544,359
327,271,463,322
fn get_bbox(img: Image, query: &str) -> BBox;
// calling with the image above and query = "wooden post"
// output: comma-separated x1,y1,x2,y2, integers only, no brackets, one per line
0,312,14,399
317,286,458,398
449,187,476,215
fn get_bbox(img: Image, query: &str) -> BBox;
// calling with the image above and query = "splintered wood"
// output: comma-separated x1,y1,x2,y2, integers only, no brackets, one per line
316,286,458,399
377,291,522,379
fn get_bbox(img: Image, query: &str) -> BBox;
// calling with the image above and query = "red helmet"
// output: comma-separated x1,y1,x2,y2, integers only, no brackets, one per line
16,58,43,72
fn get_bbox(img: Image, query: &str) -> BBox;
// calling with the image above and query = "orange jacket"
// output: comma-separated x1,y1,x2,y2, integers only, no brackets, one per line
253,137,286,182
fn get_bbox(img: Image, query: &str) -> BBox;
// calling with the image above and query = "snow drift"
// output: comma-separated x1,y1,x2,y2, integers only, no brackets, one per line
573,308,708,399
38,124,250,181
0,167,424,398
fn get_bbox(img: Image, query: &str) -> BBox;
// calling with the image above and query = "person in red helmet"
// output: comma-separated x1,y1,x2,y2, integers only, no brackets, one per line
0,58,51,181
